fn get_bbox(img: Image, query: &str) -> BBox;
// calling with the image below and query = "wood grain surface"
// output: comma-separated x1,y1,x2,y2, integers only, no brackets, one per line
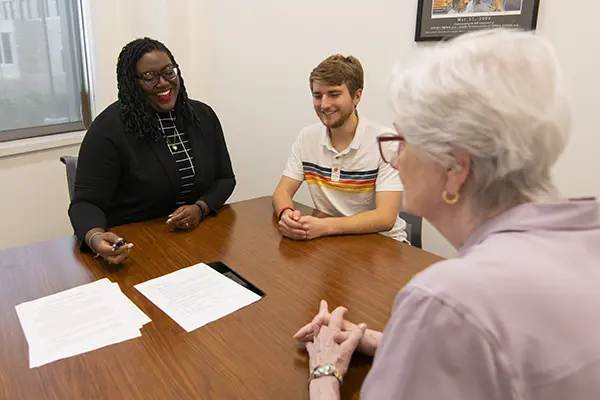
0,197,442,399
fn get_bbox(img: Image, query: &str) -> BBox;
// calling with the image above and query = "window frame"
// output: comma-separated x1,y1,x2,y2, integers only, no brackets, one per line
0,0,92,143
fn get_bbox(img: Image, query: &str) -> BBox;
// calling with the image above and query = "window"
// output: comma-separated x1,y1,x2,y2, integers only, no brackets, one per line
0,0,90,143
48,0,58,17
7,1,14,19
24,0,32,19
1,33,13,63
16,0,24,20
13,0,22,20
29,0,38,19
0,2,8,20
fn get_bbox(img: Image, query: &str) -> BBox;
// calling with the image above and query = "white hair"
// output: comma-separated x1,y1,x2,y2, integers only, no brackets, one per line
390,29,571,215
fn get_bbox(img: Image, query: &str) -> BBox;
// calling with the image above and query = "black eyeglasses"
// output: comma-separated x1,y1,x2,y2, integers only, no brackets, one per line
136,64,179,88
377,134,405,164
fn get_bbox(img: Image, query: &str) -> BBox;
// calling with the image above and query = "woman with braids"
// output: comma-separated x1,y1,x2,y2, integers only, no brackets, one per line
68,37,235,264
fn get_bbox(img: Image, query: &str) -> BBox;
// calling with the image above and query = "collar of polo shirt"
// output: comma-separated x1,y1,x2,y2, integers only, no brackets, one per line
321,112,366,153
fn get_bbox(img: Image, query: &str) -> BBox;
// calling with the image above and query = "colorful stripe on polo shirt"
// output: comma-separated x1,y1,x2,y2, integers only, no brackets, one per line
303,162,377,193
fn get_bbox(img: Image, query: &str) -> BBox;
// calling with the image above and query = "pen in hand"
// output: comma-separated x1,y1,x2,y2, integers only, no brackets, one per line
112,238,129,251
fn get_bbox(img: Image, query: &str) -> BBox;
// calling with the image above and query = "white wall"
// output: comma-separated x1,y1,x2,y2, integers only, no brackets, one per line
536,3,599,199
198,0,600,258
84,0,211,114
0,0,598,258
0,144,78,248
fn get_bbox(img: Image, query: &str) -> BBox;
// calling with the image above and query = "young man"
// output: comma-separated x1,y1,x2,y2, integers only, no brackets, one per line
272,54,406,242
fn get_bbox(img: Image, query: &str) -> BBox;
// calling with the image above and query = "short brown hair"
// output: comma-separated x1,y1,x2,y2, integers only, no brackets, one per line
309,54,364,97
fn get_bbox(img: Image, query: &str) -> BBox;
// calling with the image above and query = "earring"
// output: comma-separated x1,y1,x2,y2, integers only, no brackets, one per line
442,191,460,205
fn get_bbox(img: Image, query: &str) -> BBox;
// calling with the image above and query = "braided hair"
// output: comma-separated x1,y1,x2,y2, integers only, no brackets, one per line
116,37,202,141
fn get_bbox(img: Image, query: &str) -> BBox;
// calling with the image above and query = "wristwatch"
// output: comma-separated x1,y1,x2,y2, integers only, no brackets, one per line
309,364,343,385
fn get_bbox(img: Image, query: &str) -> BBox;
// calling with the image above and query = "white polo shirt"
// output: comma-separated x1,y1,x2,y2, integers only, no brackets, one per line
283,116,407,241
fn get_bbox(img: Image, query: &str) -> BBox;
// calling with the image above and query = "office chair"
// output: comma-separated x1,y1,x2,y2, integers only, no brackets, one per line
59,156,78,201
399,211,423,249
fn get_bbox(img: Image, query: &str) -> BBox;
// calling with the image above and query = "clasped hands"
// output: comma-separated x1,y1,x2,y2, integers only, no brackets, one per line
293,300,376,381
166,204,204,230
278,209,329,240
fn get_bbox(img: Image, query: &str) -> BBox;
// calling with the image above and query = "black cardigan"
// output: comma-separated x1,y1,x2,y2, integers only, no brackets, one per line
68,100,236,242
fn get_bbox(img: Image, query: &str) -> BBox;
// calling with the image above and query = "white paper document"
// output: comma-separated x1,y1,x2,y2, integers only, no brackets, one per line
15,278,150,368
135,263,262,332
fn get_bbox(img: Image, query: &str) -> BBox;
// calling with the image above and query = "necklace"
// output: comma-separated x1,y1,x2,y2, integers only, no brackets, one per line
165,135,178,151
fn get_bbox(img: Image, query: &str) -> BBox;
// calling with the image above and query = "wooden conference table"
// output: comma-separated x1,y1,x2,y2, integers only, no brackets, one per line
0,197,442,399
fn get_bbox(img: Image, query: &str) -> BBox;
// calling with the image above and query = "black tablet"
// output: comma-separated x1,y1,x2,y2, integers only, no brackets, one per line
206,261,266,298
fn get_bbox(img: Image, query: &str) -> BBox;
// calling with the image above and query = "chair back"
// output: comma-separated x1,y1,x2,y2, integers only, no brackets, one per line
59,156,78,201
399,211,423,248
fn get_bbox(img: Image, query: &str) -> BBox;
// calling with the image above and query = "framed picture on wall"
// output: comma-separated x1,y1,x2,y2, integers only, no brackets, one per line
415,0,541,42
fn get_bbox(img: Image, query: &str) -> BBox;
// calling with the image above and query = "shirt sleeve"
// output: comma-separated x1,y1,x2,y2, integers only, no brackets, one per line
375,145,403,192
360,286,513,400
196,106,236,213
282,132,305,182
68,118,120,246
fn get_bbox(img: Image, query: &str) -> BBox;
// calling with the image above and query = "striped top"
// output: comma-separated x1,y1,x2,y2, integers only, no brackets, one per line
303,161,377,193
282,116,407,242
157,112,195,206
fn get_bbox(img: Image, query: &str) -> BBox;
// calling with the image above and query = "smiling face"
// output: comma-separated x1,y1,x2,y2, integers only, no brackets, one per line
135,50,180,112
311,82,361,130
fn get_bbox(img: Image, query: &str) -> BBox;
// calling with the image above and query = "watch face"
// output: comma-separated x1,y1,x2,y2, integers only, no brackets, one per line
322,365,334,374
315,364,334,376
311,365,342,383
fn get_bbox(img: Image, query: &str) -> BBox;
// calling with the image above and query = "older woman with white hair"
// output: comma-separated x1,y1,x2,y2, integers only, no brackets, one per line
294,29,600,400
